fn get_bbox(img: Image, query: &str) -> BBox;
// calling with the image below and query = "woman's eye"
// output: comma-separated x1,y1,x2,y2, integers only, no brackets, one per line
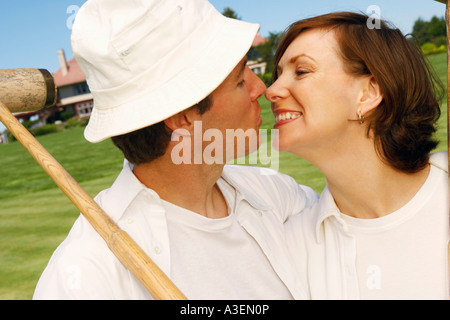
237,79,246,87
295,69,308,77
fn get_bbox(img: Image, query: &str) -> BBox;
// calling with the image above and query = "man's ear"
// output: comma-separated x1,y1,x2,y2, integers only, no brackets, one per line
164,108,201,133
358,75,383,116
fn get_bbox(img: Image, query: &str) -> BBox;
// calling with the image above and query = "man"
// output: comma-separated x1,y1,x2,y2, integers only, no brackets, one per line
33,0,317,299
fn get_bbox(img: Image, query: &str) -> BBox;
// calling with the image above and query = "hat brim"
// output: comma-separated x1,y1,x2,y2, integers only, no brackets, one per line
84,9,259,143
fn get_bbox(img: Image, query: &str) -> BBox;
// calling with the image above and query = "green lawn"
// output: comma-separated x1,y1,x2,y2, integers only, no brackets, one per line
0,128,124,299
0,52,448,300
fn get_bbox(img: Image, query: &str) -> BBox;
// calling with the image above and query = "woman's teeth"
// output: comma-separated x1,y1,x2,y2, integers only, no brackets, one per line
275,112,302,122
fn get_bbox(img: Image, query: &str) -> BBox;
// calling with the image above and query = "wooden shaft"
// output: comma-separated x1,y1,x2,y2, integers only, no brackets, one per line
446,0,450,296
0,69,56,113
0,102,186,300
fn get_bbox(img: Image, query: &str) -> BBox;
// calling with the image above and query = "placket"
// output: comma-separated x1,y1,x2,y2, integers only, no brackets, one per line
119,189,172,276
332,215,359,300
236,199,308,300
341,232,359,299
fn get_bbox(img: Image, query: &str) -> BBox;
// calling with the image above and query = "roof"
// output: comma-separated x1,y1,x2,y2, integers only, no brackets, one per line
53,57,86,87
252,33,269,47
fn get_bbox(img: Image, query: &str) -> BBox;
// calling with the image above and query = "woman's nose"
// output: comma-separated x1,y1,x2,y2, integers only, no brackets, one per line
265,78,288,103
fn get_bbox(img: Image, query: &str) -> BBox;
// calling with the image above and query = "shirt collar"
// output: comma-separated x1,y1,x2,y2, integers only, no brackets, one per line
312,185,346,243
216,165,272,211
103,161,271,222
312,153,447,243
100,159,154,221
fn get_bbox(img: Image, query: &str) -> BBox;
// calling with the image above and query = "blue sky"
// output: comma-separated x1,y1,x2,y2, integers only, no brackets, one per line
0,0,446,73
0,1,446,132
211,1,445,38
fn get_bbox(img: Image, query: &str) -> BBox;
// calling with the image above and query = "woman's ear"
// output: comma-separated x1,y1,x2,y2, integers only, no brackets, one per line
358,75,383,116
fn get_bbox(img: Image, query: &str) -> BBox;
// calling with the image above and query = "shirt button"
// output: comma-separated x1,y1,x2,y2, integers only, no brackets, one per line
120,49,130,56
126,218,134,224
258,211,263,217
153,246,161,255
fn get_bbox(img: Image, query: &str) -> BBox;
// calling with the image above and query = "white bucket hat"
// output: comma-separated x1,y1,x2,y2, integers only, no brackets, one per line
71,0,260,143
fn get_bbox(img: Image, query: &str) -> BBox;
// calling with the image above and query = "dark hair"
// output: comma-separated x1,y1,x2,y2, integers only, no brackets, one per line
111,95,212,165
274,12,443,173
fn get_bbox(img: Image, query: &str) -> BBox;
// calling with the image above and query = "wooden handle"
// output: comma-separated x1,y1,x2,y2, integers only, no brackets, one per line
445,0,450,297
0,69,56,113
0,102,186,300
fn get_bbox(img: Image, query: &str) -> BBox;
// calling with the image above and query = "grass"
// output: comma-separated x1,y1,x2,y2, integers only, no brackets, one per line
0,128,124,299
0,52,448,300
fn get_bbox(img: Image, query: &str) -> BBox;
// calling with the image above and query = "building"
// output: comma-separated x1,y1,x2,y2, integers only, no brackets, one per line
0,133,8,144
247,33,269,75
247,59,267,75
13,49,93,125
252,32,269,47
52,49,94,120
14,33,268,127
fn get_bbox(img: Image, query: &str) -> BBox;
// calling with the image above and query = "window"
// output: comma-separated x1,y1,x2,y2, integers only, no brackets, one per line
76,101,93,117
74,82,90,95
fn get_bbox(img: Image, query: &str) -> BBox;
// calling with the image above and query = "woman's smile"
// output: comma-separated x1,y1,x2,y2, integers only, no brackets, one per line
273,108,303,129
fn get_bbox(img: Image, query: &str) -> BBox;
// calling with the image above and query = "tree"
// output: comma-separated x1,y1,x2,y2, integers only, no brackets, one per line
220,7,281,84
412,15,446,46
222,7,241,20
412,18,428,44
253,32,282,80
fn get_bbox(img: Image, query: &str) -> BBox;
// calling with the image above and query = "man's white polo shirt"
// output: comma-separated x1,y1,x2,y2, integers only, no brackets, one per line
33,161,318,300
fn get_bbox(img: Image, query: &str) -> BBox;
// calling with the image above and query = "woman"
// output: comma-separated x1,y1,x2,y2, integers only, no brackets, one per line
266,12,449,299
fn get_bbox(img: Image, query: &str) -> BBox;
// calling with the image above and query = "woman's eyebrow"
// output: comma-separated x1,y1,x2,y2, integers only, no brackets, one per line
277,53,316,75
289,53,317,65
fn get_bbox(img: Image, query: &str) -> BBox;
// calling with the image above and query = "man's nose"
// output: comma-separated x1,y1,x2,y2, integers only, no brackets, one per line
249,69,267,101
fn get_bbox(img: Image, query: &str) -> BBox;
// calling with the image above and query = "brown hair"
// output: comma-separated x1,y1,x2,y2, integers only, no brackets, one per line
274,12,443,173
112,96,212,165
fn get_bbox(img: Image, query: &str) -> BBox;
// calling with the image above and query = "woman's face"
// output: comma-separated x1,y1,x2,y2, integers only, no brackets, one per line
265,29,365,156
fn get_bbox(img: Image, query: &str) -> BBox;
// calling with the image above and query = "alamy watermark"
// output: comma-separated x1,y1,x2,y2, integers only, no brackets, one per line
171,121,279,175
366,5,381,29
66,5,80,30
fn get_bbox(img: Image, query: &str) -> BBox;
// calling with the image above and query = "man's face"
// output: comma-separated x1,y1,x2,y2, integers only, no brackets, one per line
200,57,266,162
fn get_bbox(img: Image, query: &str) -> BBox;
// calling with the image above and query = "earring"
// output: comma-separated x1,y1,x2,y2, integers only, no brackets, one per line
358,109,365,124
